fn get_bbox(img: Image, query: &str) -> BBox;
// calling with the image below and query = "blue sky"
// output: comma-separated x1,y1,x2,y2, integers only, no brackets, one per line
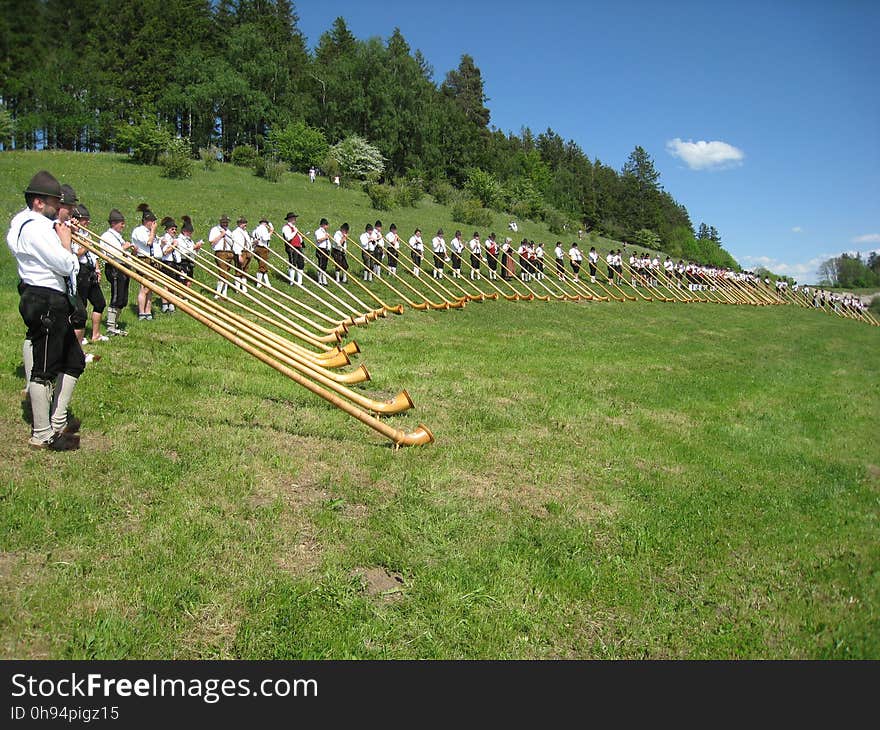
296,0,879,284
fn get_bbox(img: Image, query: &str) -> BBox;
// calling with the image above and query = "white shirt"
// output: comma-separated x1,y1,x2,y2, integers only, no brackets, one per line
7,209,78,293
569,247,583,262
332,230,348,251
131,224,155,257
534,245,544,259
589,250,598,263
450,237,464,254
554,245,564,259
315,226,331,250
360,232,372,251
210,225,233,252
176,233,197,261
664,259,674,271
252,223,272,248
230,226,250,255
385,231,399,249
409,234,424,254
100,227,128,256
468,238,481,255
432,236,446,254
159,232,178,262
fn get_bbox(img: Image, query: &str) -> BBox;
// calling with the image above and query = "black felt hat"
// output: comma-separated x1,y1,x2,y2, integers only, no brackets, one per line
25,170,62,198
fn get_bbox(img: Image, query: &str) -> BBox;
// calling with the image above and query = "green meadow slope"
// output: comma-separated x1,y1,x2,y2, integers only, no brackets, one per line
1,152,878,659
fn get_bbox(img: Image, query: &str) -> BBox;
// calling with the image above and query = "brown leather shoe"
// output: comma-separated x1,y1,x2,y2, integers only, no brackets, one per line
29,432,80,451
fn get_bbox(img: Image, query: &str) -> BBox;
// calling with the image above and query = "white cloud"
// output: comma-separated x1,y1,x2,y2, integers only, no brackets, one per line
666,138,745,170
852,233,880,244
791,226,803,233
739,254,828,281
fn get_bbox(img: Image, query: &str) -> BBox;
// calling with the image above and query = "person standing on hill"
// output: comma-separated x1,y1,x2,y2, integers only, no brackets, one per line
176,216,203,289
251,217,272,288
229,216,251,294
588,246,599,283
332,223,350,283
450,230,465,278
131,203,158,320
157,216,179,311
409,228,424,277
314,218,332,286
385,223,401,275
209,214,235,298
468,232,482,280
568,242,583,280
360,223,375,282
432,229,447,279
100,208,134,335
485,233,499,280
7,171,83,450
281,212,303,286
554,242,566,280
71,204,108,345
534,241,545,280
309,166,316,183
371,221,384,279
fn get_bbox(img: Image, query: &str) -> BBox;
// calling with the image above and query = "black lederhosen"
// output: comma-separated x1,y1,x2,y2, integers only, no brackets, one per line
75,265,106,317
451,251,462,270
412,251,423,267
178,259,195,282
589,261,597,277
470,253,481,269
316,247,329,272
571,260,581,274
105,263,130,309
286,243,304,270
362,249,374,269
19,284,86,382
386,246,399,266
555,258,564,274
332,249,349,271
487,251,498,270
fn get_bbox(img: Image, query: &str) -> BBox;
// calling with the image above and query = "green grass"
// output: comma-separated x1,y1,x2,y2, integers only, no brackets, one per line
1,152,878,659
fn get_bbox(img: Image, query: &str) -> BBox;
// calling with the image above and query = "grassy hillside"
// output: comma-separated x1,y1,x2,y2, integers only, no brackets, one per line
1,152,878,659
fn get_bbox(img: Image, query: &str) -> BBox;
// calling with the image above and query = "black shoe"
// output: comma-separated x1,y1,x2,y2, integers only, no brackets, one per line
63,415,81,434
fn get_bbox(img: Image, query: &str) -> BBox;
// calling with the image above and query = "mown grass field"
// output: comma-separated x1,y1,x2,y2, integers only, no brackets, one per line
1,152,878,659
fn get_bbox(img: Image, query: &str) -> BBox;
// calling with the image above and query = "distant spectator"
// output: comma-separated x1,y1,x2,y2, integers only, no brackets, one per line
309,166,316,183
333,175,340,188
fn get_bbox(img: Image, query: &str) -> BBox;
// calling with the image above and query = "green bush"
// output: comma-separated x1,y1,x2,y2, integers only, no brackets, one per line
230,145,260,168
255,157,287,183
159,138,194,179
365,183,394,211
543,207,575,236
199,145,221,171
394,178,424,208
464,168,502,209
430,181,457,206
268,121,329,172
114,119,174,165
451,197,493,228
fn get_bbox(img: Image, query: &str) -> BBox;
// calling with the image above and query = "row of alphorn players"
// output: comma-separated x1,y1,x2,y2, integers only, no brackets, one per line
106,210,875,324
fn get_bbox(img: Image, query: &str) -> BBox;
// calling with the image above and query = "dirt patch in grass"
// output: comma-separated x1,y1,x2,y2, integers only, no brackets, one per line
351,566,405,603
178,602,243,659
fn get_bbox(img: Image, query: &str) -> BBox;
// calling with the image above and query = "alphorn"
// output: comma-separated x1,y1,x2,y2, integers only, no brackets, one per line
78,224,346,354
193,248,348,336
77,228,364,376
75,232,433,441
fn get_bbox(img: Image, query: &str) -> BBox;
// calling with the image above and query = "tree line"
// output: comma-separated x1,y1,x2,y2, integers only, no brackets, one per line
1,0,736,267
817,252,880,289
